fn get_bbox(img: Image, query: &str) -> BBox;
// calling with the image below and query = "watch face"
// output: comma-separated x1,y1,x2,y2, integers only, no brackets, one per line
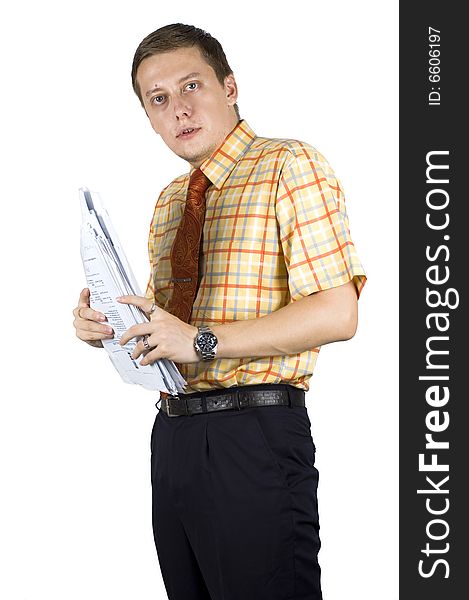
197,331,217,352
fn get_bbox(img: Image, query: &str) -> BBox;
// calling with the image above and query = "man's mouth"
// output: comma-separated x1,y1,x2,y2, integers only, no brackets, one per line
177,127,200,138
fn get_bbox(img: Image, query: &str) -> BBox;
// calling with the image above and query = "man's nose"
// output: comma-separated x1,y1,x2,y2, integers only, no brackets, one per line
173,96,191,119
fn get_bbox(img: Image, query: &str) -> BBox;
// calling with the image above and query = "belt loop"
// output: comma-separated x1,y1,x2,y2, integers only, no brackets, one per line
233,390,241,410
183,395,189,416
286,385,293,408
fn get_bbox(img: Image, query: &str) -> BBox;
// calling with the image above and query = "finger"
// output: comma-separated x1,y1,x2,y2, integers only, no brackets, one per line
119,323,151,346
78,331,114,342
132,340,145,360
74,288,107,322
116,295,154,313
75,319,114,336
78,287,91,307
76,325,115,341
139,347,162,366
79,331,114,341
148,303,162,321
132,335,156,360
74,305,107,323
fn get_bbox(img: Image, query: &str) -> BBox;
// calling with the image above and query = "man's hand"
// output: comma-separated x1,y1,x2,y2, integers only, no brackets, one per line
72,288,114,348
117,295,199,365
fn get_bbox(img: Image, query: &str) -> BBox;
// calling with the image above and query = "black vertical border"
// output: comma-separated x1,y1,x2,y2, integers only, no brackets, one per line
400,4,466,598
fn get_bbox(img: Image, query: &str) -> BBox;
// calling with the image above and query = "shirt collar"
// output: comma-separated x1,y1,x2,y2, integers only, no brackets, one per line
198,120,257,190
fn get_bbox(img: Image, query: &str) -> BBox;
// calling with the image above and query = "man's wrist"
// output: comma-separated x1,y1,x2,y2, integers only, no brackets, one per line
193,325,219,361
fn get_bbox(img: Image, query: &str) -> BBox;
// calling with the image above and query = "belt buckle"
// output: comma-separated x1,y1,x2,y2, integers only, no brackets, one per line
166,395,181,417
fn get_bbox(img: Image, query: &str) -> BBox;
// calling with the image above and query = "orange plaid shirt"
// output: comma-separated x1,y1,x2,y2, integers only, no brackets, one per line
146,120,366,392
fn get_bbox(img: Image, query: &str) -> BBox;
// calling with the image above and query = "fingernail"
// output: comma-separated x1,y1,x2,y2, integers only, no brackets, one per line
106,327,113,333
116,297,123,301
98,315,106,321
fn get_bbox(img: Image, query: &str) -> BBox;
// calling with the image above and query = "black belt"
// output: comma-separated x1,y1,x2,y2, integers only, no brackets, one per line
159,384,305,417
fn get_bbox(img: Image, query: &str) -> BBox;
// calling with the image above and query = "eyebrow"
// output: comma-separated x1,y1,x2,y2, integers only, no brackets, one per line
145,72,202,98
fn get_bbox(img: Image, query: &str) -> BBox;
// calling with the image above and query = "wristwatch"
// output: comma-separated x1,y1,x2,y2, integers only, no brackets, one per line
193,326,218,361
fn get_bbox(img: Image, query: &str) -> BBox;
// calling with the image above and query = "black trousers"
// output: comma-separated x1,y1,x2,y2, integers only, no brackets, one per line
150,395,322,600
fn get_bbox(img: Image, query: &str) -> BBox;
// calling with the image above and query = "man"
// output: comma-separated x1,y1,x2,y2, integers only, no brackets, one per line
73,23,366,600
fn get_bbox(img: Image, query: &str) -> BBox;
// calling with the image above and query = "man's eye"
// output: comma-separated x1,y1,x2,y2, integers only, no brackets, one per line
151,95,165,105
185,82,198,91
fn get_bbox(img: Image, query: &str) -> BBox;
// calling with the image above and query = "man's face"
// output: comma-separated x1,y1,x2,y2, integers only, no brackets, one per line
136,46,239,168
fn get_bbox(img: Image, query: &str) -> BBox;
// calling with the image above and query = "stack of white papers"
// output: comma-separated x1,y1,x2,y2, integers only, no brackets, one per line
79,187,186,395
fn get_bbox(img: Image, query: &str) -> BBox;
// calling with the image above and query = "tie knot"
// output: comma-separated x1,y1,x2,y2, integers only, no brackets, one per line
188,168,211,198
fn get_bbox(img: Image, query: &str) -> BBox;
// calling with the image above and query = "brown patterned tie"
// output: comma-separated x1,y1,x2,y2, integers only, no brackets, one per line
168,168,212,323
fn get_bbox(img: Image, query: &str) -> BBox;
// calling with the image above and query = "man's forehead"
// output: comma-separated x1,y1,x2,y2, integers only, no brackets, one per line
137,46,212,87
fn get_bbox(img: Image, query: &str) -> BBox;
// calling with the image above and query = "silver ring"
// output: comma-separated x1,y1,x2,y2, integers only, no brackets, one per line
142,335,150,350
149,303,157,314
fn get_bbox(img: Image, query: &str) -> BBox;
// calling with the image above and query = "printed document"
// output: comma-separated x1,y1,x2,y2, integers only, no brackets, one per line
79,187,186,394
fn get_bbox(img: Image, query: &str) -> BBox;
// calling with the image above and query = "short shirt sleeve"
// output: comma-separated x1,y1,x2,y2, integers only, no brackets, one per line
275,147,366,300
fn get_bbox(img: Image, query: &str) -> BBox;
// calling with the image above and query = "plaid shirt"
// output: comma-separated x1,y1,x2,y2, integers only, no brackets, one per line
146,120,366,392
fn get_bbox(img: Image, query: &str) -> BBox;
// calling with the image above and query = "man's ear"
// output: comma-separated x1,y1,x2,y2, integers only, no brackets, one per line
224,74,238,107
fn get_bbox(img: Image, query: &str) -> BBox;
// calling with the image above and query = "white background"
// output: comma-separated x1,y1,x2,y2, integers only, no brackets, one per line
0,1,398,598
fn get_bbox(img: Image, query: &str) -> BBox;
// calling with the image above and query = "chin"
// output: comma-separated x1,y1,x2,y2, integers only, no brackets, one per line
177,145,215,167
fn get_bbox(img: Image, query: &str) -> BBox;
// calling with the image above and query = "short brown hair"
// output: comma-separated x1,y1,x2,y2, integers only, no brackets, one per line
131,23,240,118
